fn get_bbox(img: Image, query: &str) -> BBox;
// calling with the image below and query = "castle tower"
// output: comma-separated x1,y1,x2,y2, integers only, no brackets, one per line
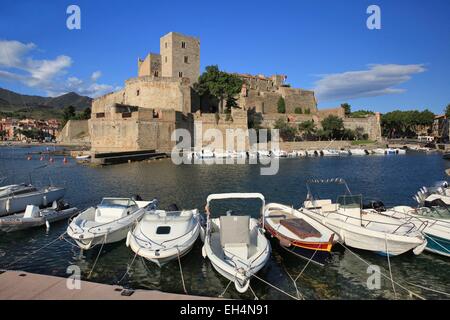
138,53,161,77
160,32,200,84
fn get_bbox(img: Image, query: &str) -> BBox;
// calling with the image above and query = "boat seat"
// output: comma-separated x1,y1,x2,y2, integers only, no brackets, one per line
321,203,339,212
280,218,321,239
95,207,127,223
303,199,332,209
220,215,250,247
23,205,40,218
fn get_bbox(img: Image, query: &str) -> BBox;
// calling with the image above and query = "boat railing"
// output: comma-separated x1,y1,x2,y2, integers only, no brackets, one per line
308,207,419,235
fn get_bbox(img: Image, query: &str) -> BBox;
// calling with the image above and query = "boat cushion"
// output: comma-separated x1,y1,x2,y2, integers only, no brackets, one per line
219,215,250,247
303,199,332,209
23,205,40,218
280,218,321,239
224,243,248,260
95,207,126,223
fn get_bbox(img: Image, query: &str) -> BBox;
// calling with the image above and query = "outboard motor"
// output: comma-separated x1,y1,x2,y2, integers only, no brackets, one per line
132,194,143,201
167,203,180,211
363,200,386,212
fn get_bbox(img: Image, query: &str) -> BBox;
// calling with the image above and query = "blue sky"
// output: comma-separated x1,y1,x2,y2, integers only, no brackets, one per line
0,0,449,114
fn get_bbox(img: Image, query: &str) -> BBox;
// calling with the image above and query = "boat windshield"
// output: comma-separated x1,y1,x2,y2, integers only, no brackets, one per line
100,198,135,208
336,194,362,209
418,206,450,219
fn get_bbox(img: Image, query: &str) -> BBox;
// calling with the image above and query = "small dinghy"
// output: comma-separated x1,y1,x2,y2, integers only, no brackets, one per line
349,148,367,156
264,203,335,264
321,149,339,156
201,193,271,293
126,204,200,267
0,201,78,232
67,197,158,250
0,183,66,216
300,179,427,256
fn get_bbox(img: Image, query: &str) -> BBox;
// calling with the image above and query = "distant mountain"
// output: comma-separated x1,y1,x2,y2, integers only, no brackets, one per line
0,87,92,110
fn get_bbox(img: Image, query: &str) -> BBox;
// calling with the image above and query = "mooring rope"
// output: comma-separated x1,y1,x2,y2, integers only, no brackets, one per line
424,234,450,254
282,265,303,300
384,236,397,299
176,246,188,294
218,280,233,298
295,249,318,282
249,272,300,300
87,233,107,279
248,284,259,300
117,249,140,284
337,240,425,300
4,231,67,269
404,281,450,297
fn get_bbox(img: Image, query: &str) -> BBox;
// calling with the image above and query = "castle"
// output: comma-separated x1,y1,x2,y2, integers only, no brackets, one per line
63,32,381,152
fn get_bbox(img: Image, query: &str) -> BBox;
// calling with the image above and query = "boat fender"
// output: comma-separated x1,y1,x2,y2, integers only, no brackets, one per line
43,196,47,207
6,198,11,213
125,232,131,247
339,231,345,242
413,240,427,255
201,245,206,258
235,279,250,294
45,220,50,231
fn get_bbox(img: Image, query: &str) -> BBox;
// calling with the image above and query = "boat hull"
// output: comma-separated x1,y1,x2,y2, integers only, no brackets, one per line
302,210,426,256
0,207,78,232
424,233,450,257
71,223,133,250
0,187,66,216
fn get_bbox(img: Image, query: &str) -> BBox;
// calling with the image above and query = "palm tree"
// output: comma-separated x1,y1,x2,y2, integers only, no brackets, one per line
298,120,317,140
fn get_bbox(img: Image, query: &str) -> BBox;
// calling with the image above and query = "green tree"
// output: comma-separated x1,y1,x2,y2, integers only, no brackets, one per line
193,65,243,113
321,115,344,139
294,107,303,114
277,97,286,114
350,109,375,118
445,104,450,117
316,129,330,141
273,118,297,141
81,107,91,120
298,120,316,140
341,103,351,116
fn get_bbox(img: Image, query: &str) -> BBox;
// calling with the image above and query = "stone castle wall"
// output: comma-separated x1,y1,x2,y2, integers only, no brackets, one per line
92,77,193,115
343,115,382,141
193,109,249,151
56,120,90,146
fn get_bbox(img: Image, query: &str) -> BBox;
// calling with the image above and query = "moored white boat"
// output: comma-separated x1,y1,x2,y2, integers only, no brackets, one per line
376,205,450,257
271,149,288,157
264,202,335,264
67,197,158,250
0,183,66,216
127,206,200,267
0,201,78,232
321,149,340,156
201,193,271,293
372,148,386,155
299,179,427,256
349,148,367,156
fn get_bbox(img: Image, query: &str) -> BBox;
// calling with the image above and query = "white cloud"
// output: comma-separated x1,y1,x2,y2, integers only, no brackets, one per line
0,40,115,98
314,64,426,102
91,70,102,82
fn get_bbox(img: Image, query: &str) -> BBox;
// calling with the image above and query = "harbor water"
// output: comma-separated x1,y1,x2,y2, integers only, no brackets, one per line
0,145,449,299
